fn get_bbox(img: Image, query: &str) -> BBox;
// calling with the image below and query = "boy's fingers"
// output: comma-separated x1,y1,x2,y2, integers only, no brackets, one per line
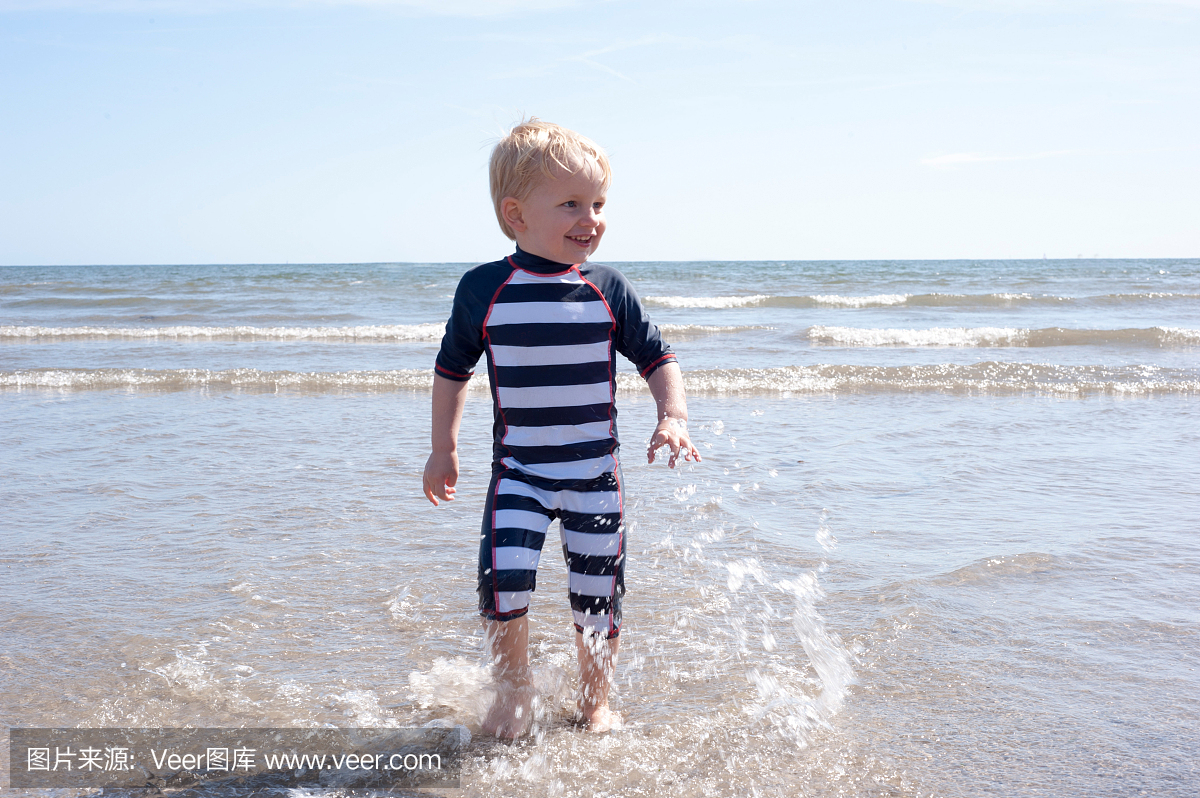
647,429,688,468
667,438,681,468
648,427,702,468
647,430,666,463
423,474,457,506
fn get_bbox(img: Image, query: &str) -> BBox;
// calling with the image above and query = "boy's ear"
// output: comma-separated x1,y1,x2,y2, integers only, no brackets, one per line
501,197,526,234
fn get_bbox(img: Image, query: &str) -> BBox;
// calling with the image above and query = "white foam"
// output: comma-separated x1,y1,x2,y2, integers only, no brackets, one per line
658,323,772,336
646,294,909,309
0,368,484,392
637,292,1200,313
645,364,1200,396
810,325,1025,347
1161,327,1200,344
810,325,1200,348
808,293,909,307
645,295,770,308
0,324,444,341
3,364,1197,396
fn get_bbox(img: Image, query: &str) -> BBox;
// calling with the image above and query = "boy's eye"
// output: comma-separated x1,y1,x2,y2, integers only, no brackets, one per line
563,200,577,208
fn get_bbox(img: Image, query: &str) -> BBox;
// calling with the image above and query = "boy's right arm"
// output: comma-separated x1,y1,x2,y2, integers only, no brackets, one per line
423,374,470,506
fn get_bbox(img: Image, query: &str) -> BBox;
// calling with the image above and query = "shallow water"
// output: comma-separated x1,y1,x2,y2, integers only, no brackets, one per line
2,258,1199,796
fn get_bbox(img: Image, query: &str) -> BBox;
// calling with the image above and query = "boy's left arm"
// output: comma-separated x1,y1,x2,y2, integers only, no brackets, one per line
646,361,701,468
594,263,700,468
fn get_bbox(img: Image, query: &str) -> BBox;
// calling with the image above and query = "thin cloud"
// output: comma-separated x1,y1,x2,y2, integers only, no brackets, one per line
921,150,1074,167
575,35,679,60
0,0,578,14
483,35,672,83
574,56,636,83
564,36,674,84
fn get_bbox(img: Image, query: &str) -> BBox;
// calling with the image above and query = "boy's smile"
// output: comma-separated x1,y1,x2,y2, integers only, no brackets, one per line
503,163,607,265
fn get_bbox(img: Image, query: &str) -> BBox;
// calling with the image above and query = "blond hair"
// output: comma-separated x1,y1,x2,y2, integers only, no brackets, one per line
489,118,612,240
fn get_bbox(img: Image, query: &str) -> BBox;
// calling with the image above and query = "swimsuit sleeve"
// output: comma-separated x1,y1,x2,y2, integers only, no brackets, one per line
595,265,677,379
434,269,488,382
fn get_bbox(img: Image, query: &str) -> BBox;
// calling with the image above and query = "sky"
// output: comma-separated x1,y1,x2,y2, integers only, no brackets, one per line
0,0,1197,264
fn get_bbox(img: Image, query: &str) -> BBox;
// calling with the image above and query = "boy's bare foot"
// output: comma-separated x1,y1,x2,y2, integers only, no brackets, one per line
574,628,621,732
579,704,623,733
482,682,534,739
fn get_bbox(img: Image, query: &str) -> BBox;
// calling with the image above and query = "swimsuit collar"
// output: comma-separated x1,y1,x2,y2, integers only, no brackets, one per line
510,246,578,275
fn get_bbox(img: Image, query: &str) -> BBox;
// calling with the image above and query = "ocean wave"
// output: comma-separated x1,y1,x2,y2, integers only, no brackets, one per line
807,294,909,307
1088,292,1200,304
669,364,1200,396
931,553,1058,587
645,294,906,309
0,368,449,392
646,295,772,308
0,323,771,343
0,324,445,342
645,292,1200,310
4,364,1197,396
658,323,774,338
808,326,1200,348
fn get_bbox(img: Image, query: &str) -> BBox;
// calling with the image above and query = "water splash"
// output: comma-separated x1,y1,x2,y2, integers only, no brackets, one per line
816,510,838,553
727,559,856,749
407,657,494,725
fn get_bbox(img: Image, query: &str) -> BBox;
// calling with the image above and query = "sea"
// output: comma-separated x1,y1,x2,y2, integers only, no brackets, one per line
1,257,1198,797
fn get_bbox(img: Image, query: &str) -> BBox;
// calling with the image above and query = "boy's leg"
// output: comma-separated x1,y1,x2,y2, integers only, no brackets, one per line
557,470,625,731
477,471,554,739
481,615,533,739
575,630,621,732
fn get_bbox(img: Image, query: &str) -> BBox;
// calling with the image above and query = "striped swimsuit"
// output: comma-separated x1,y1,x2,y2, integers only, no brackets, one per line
435,247,677,638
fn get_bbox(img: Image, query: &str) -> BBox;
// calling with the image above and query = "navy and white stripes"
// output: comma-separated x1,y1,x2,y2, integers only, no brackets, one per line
479,470,624,637
488,266,618,481
436,247,676,483
436,247,676,634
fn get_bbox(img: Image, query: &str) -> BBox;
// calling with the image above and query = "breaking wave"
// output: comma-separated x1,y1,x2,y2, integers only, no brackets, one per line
0,323,772,344
646,294,905,309
0,324,445,341
644,292,1200,310
646,295,774,309
809,326,1200,348
666,364,1200,396
4,364,1197,396
658,323,774,338
0,368,446,392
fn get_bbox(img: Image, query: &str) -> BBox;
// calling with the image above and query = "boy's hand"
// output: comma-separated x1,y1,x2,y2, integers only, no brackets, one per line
648,418,701,469
423,450,460,506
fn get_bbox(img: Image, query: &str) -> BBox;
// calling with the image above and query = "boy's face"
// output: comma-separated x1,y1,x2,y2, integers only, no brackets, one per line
505,161,607,265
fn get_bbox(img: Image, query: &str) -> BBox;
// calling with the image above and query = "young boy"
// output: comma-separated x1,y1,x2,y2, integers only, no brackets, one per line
422,119,699,738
